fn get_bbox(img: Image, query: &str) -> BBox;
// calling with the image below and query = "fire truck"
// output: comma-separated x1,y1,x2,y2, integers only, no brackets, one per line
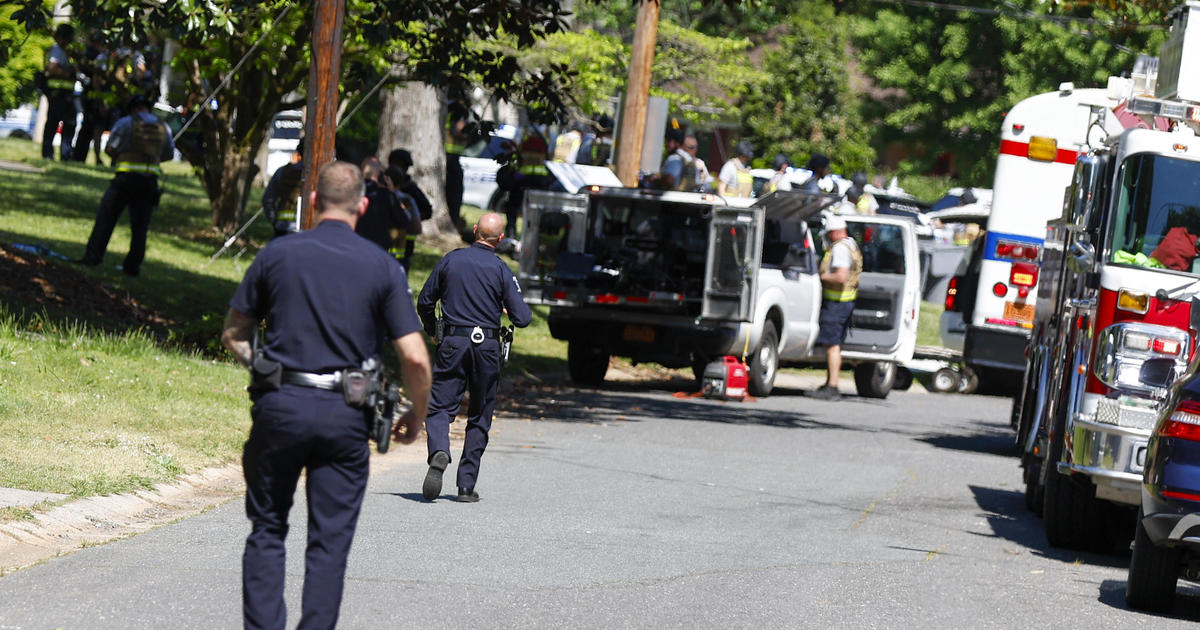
1015,1,1200,550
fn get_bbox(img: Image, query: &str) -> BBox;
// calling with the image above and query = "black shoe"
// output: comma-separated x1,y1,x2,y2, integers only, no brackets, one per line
72,257,100,267
810,384,841,401
116,264,138,277
422,451,450,501
456,487,480,503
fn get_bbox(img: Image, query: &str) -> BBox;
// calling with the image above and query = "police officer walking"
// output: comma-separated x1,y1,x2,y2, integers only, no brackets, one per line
220,161,432,630
417,213,532,502
77,95,173,277
357,157,421,271
262,138,304,238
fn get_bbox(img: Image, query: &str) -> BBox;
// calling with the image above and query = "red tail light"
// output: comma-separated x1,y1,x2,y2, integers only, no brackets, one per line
1010,262,1039,287
995,241,1040,261
1160,400,1200,441
945,276,959,311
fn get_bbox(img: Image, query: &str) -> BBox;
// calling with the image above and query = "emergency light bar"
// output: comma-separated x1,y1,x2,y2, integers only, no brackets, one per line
1127,95,1200,123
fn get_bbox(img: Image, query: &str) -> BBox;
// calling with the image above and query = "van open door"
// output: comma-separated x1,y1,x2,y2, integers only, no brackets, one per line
518,190,589,305
702,206,764,322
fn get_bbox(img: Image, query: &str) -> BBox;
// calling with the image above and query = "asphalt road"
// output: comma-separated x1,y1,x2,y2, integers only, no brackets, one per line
2,377,1199,629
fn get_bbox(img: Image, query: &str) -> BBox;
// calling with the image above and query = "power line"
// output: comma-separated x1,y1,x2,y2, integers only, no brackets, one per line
872,0,1167,31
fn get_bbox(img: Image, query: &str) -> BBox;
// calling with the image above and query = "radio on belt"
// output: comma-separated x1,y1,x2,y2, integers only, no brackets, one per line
701,356,749,400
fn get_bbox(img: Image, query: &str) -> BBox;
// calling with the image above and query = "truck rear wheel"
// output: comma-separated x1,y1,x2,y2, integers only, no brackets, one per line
1126,509,1180,612
854,362,895,399
567,340,609,386
748,321,778,397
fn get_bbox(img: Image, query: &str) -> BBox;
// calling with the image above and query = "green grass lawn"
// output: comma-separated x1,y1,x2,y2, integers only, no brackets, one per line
0,137,565,505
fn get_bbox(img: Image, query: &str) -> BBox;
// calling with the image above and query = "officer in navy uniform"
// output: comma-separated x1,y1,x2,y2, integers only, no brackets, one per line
77,95,173,276
221,161,432,630
40,23,78,161
417,212,532,502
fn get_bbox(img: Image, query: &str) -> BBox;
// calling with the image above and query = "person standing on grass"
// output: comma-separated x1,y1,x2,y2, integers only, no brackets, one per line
221,160,432,630
417,212,532,503
76,95,173,277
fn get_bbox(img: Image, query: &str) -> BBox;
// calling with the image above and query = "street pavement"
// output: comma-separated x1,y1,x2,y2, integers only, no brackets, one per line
1,375,1199,628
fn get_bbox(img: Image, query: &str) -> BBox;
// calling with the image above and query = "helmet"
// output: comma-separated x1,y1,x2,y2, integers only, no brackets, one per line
735,141,755,159
772,153,789,171
127,94,152,111
824,215,847,232
806,152,830,171
388,148,413,169
851,171,868,189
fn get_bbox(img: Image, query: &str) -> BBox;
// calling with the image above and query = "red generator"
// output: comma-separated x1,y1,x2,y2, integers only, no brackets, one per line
702,356,748,400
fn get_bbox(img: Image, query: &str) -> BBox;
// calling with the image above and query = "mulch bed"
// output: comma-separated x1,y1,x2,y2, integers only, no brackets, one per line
0,243,176,329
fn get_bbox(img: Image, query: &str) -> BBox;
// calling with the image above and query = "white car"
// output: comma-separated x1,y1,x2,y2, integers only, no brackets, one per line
263,110,303,178
461,124,519,212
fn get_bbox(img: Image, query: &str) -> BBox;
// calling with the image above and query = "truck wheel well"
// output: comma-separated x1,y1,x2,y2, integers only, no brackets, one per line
766,308,783,347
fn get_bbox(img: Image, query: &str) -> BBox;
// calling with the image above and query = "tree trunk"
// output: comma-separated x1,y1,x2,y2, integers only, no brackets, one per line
378,81,455,234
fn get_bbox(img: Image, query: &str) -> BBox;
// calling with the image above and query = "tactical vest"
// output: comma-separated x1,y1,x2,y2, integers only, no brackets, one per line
518,151,550,177
444,113,465,155
590,138,613,165
44,46,75,96
553,133,581,162
674,152,698,192
728,160,753,197
272,163,303,233
115,117,167,175
820,238,863,302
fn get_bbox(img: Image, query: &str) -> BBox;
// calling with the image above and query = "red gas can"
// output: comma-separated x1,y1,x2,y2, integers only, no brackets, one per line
702,356,749,400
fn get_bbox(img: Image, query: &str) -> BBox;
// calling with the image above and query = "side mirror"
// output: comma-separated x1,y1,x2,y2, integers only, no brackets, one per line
1067,238,1096,274
1069,155,1103,230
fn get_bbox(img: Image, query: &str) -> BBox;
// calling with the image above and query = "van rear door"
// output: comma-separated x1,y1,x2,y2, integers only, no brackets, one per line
517,190,589,305
702,206,764,322
840,217,920,362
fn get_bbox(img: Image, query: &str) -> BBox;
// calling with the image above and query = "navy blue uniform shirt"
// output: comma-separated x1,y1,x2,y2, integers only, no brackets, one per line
417,242,533,333
230,220,421,373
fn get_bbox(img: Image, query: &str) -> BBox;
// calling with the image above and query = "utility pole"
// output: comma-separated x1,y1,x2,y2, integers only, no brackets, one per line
615,0,660,187
300,0,346,229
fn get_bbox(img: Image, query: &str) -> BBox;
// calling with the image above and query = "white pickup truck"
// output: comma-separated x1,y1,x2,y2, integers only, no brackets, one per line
517,187,922,397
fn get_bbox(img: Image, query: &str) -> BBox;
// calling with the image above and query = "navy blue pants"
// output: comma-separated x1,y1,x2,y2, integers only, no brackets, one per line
425,336,501,491
242,386,370,630
82,172,159,275
41,94,76,160
445,153,463,226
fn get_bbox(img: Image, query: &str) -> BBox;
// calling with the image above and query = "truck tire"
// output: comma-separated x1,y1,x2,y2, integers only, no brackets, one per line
894,367,914,391
1126,509,1180,612
1023,462,1043,515
955,366,979,394
1041,407,1107,550
748,321,779,397
854,362,895,399
931,367,960,393
567,340,609,386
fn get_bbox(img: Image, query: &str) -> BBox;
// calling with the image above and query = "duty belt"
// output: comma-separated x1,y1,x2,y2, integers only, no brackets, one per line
444,325,499,340
281,370,343,390
115,161,163,175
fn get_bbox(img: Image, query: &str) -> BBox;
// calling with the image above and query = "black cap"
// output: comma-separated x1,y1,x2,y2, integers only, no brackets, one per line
127,94,151,111
388,148,413,168
665,128,685,145
54,24,75,41
595,114,614,133
736,140,755,159
806,152,830,171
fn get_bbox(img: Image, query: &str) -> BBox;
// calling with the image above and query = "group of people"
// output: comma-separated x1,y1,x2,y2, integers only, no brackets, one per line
224,160,532,628
39,23,161,163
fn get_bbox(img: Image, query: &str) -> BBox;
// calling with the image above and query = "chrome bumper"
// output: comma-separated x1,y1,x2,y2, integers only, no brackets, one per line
1060,400,1153,505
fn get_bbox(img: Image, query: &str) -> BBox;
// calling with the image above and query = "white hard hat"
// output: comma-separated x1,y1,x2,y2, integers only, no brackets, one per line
824,215,847,232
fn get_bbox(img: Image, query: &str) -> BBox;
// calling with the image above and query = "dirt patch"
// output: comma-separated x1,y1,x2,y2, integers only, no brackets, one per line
0,243,175,329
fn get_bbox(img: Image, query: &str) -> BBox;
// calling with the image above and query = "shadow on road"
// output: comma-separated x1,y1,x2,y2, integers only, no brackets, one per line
917,421,1020,457
968,484,1132,569
1097,578,1200,620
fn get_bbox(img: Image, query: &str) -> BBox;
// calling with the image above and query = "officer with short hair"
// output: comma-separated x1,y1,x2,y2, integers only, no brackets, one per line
221,160,432,630
77,95,173,276
417,213,532,502
262,138,305,238
357,156,421,271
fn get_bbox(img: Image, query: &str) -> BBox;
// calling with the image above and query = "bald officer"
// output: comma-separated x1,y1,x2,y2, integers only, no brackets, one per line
417,213,532,502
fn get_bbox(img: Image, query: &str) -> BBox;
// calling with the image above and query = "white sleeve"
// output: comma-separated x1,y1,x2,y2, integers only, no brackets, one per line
718,161,737,187
830,241,852,270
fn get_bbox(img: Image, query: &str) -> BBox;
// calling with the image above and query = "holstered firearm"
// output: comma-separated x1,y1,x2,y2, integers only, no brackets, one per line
371,379,402,454
499,325,514,365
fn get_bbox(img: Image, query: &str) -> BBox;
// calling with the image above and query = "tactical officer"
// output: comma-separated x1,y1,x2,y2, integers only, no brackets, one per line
444,101,470,233
77,95,173,277
498,134,554,239
357,157,421,270
221,161,432,630
262,138,304,238
41,24,78,161
417,213,532,502
717,141,755,198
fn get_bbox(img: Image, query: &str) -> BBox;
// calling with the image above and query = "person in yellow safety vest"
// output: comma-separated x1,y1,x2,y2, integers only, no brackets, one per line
764,153,792,194
41,24,78,161
850,171,879,214
444,102,470,235
718,141,755,198
811,214,862,401
76,95,174,277
552,121,585,163
500,134,555,240
577,114,614,166
262,138,304,238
